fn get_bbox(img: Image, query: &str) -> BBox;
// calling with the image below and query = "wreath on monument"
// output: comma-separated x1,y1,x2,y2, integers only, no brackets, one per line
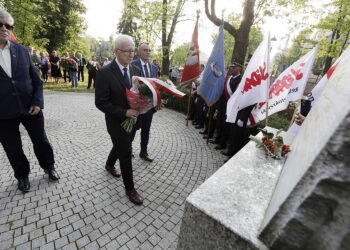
249,129,291,159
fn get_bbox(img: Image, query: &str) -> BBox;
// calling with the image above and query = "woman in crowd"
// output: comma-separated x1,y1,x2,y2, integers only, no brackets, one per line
49,51,62,84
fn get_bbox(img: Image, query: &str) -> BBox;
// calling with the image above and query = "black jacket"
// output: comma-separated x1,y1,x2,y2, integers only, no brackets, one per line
0,41,43,120
95,59,141,135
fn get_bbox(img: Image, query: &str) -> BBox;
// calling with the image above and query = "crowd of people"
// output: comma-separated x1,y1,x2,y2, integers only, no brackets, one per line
0,6,260,206
27,48,103,88
188,61,255,162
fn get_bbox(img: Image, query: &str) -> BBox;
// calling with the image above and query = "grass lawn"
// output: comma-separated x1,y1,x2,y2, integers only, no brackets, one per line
43,72,94,93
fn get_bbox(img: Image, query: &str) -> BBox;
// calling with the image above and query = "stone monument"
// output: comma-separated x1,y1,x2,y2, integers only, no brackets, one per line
176,44,350,250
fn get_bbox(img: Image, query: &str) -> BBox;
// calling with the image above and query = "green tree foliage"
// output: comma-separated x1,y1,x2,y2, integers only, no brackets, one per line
211,13,263,66
117,0,188,75
170,42,189,66
272,0,350,76
0,0,86,53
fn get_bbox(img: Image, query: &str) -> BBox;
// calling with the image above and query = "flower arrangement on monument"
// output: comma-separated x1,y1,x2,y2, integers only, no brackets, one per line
121,76,185,133
249,129,291,159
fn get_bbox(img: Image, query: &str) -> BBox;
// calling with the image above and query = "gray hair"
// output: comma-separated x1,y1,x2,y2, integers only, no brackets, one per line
0,8,14,25
115,34,134,49
138,41,150,49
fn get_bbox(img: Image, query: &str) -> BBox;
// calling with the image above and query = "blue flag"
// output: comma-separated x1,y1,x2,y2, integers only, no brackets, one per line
198,26,225,106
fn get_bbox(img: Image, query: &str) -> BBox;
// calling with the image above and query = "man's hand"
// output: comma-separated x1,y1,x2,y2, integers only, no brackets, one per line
155,103,163,111
295,112,305,126
126,109,139,118
28,106,41,115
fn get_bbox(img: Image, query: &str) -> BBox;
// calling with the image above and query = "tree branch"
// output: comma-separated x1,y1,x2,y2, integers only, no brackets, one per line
204,0,238,37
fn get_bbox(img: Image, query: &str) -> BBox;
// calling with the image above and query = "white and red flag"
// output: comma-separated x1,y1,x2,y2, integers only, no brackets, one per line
226,33,271,123
287,45,346,134
180,19,200,83
245,46,318,126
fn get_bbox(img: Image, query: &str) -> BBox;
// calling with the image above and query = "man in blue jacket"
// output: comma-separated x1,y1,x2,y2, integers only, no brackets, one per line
0,9,59,192
132,42,160,162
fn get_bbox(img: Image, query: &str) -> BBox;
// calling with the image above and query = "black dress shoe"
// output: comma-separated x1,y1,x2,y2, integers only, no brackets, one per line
215,145,225,150
203,135,213,139
139,153,153,162
18,177,30,192
195,125,204,129
46,169,60,181
221,151,233,157
208,139,220,144
105,165,121,177
126,188,143,205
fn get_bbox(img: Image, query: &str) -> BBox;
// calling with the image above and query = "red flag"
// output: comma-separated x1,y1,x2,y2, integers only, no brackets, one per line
10,31,17,42
180,20,200,83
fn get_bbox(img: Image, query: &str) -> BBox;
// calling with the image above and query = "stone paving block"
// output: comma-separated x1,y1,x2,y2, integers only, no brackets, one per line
0,238,13,250
116,232,129,245
68,230,82,243
84,241,99,250
13,233,28,246
55,236,69,249
60,225,74,237
61,242,78,250
76,235,90,248
46,230,60,243
97,234,111,247
32,235,46,249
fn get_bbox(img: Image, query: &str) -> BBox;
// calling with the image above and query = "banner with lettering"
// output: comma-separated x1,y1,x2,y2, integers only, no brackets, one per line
287,45,347,134
226,33,271,123
246,46,318,126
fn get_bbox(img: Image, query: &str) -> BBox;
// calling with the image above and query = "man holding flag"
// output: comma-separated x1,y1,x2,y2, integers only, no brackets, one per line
226,34,271,124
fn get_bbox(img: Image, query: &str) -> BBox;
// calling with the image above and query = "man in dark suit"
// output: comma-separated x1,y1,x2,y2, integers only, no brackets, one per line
77,52,87,82
95,34,143,205
0,9,59,193
132,42,160,162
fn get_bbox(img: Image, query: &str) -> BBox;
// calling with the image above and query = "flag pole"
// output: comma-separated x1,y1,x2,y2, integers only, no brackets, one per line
186,86,192,126
185,10,200,127
207,107,212,144
265,32,271,127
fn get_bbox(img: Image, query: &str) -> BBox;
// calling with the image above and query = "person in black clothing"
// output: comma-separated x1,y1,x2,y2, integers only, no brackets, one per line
49,50,61,84
87,56,99,89
95,35,143,205
77,53,87,82
220,60,257,160
213,63,242,150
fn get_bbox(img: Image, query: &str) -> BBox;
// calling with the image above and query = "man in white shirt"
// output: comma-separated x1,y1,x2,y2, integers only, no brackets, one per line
0,9,59,193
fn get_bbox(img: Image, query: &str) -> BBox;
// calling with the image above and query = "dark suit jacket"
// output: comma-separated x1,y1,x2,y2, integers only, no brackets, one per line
95,59,142,136
0,41,43,120
132,59,158,78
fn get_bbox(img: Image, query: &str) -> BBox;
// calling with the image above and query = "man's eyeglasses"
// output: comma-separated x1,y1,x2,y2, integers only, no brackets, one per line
0,22,14,31
117,48,135,54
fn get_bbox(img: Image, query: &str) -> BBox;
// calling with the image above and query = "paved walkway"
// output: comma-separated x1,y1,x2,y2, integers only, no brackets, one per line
0,91,226,250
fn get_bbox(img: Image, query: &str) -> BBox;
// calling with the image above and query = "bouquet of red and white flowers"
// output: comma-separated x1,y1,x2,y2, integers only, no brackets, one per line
121,76,185,133
249,128,291,159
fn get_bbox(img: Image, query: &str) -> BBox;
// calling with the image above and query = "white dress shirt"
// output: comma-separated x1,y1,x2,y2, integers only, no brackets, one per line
140,59,150,77
0,41,12,78
115,58,131,86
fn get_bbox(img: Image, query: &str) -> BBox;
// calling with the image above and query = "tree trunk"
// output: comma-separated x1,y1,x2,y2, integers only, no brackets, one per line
323,29,340,74
161,0,168,75
205,0,255,64
232,27,251,64
162,44,170,75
